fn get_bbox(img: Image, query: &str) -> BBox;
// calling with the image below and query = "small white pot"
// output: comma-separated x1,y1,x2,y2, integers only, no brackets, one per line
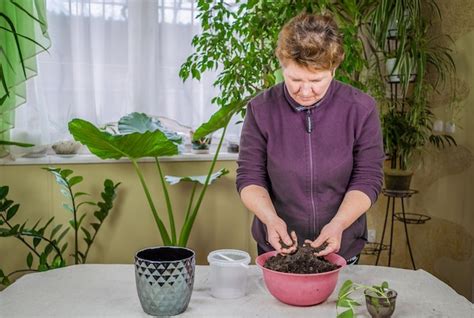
433,119,444,133
445,121,456,134
385,58,416,83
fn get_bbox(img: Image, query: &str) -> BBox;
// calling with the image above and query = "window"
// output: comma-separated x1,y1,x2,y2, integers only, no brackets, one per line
12,0,240,148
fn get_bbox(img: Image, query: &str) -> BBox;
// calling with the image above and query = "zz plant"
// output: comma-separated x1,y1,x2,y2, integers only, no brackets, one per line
44,167,120,265
0,168,120,287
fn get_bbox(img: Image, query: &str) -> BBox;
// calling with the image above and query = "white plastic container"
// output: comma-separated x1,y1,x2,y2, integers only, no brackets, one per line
207,249,251,299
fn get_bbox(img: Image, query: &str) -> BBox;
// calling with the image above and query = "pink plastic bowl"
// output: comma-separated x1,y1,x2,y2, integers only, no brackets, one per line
256,251,347,306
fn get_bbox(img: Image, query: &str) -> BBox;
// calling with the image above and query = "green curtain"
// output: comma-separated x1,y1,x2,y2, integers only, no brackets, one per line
0,0,50,143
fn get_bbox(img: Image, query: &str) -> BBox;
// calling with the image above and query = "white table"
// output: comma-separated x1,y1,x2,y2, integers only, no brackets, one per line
0,264,472,317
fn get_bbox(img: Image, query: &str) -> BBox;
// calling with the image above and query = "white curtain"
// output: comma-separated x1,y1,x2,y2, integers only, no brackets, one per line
12,0,240,147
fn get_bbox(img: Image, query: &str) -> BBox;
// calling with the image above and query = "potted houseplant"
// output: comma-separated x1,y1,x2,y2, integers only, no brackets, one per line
68,112,228,316
191,132,212,154
381,108,421,190
337,280,398,318
364,287,398,318
385,54,417,84
0,168,119,287
368,0,457,191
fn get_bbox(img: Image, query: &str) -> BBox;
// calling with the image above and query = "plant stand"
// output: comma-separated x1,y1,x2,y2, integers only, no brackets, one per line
374,189,431,270
362,242,390,256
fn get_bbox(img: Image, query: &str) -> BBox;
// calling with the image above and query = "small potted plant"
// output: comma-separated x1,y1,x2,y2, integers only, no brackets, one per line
337,280,397,318
381,109,419,190
364,285,398,318
385,54,417,84
191,132,212,154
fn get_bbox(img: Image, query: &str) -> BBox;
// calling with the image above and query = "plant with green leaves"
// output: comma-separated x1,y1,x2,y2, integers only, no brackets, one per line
337,280,395,318
68,112,228,247
0,168,119,287
44,167,120,264
191,135,212,151
0,185,67,287
368,0,456,171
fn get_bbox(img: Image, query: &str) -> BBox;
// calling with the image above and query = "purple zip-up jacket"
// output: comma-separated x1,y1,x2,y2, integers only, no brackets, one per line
236,80,384,260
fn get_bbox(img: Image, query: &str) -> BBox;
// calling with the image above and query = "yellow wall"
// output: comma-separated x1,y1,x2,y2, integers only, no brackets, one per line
0,160,257,282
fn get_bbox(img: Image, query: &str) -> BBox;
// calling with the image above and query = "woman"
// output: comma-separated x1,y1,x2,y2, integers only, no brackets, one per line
236,12,385,265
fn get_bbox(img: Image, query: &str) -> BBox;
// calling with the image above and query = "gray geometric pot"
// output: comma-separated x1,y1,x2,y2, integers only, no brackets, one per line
134,246,195,316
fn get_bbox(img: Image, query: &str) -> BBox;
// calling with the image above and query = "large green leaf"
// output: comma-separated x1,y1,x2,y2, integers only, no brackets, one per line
117,112,182,143
193,97,252,140
69,119,180,160
165,168,229,185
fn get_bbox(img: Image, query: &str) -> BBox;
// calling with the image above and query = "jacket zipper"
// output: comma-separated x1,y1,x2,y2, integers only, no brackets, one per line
306,109,317,236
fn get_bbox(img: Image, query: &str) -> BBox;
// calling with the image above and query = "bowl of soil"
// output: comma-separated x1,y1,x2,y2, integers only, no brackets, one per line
256,244,346,306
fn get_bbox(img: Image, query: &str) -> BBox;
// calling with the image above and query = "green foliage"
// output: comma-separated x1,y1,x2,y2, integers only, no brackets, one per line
329,0,377,91
0,169,120,287
336,280,392,318
164,169,228,186
69,112,228,247
68,118,180,160
118,112,182,143
367,0,456,170
44,167,120,264
191,135,213,150
382,105,456,169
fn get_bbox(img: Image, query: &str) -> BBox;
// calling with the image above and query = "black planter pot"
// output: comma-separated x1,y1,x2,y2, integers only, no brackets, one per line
134,246,195,316
383,169,413,191
364,288,398,318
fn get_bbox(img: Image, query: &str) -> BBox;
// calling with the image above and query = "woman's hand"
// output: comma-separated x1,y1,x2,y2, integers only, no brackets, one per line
265,216,298,255
305,220,345,257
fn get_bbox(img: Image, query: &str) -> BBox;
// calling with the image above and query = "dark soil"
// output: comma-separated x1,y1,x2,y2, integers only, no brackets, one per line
263,243,340,274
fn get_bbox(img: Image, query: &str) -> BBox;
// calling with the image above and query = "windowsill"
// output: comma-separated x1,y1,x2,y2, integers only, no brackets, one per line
0,152,239,166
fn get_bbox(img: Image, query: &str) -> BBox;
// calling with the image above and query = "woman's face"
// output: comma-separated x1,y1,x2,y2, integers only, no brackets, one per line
282,61,334,107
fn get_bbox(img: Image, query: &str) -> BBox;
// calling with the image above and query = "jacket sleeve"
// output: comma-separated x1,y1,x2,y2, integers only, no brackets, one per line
346,103,385,205
236,102,270,193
